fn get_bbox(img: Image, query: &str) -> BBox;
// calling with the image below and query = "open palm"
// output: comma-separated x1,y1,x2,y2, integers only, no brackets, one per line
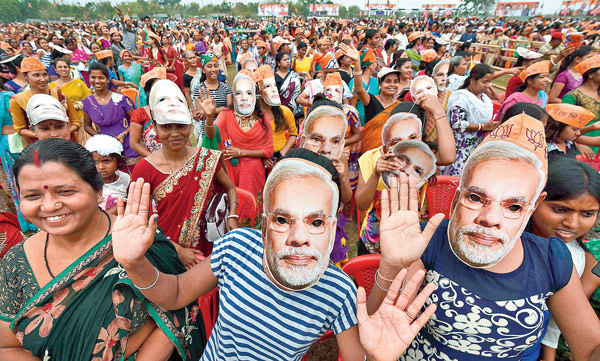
379,174,444,270
358,269,437,361
112,178,158,270
197,86,216,118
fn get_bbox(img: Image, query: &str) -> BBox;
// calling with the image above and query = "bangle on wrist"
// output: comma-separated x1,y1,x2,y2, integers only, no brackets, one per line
132,266,160,290
226,214,239,219
353,70,363,76
477,123,482,131
374,270,389,292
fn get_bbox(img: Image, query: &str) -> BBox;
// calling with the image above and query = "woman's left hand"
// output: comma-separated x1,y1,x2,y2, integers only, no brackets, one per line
117,133,125,143
224,147,242,160
226,218,238,232
576,143,595,160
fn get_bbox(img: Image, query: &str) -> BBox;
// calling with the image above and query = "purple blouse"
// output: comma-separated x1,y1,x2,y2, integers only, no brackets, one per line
554,70,583,100
82,93,138,158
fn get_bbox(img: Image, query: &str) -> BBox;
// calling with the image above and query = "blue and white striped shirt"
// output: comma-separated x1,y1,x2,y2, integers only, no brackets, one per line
203,228,357,361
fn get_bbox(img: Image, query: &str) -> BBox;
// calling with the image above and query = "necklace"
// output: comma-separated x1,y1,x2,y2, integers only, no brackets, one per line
95,91,110,103
162,147,187,194
44,209,112,278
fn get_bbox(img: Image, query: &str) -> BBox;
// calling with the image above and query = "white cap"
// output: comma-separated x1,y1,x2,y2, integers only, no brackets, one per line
85,134,124,156
377,67,401,81
26,94,68,126
517,47,543,59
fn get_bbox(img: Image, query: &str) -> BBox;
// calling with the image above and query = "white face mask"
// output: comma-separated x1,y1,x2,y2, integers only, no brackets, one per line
412,77,438,98
324,85,343,103
234,78,256,116
149,81,191,124
260,77,281,107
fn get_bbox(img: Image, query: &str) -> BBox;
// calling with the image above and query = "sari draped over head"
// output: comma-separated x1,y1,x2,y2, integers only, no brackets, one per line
215,109,273,228
4,232,205,361
360,100,401,154
132,148,222,255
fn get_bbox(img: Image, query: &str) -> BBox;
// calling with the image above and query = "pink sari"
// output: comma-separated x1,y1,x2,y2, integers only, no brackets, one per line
215,109,273,227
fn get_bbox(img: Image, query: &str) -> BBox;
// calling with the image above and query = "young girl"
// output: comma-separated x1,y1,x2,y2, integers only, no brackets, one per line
529,157,600,360
85,134,130,214
544,103,597,161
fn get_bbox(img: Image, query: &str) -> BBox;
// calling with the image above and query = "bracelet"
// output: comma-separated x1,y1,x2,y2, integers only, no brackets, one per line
550,58,557,66
353,70,363,76
376,269,394,282
238,150,241,157
230,201,239,205
375,270,408,292
477,123,482,131
133,266,160,290
226,214,239,219
206,124,215,128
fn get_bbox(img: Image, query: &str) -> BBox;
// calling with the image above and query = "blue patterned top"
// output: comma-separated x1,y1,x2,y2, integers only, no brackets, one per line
401,219,573,361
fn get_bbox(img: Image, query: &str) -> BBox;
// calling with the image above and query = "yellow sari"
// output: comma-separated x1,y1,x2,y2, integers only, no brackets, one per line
50,79,91,144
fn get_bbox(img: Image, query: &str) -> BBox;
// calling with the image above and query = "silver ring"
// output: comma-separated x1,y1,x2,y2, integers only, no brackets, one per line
139,211,150,213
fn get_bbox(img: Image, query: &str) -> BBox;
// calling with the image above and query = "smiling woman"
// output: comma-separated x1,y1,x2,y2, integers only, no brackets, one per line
0,138,205,361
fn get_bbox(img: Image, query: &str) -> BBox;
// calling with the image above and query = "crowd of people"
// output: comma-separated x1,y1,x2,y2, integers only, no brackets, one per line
0,9,600,361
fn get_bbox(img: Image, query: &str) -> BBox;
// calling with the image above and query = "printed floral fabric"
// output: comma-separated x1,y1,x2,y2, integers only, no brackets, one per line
401,270,552,361
442,105,485,177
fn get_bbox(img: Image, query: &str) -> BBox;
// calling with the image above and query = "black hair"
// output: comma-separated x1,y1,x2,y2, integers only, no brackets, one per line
384,39,397,52
52,57,69,69
88,62,109,78
394,57,411,71
425,59,440,77
583,67,600,96
390,101,427,140
307,93,344,115
545,156,600,203
296,41,307,50
455,50,471,59
458,42,472,52
557,46,593,76
460,63,493,90
544,117,569,144
51,49,65,61
365,29,378,41
63,38,76,47
282,148,342,207
143,77,159,97
408,39,419,50
515,73,542,93
502,102,547,124
433,41,446,53
13,138,103,192
275,51,288,69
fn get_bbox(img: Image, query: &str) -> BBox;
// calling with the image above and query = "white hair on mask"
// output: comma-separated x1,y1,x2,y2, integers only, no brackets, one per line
381,112,423,145
263,158,339,217
461,141,546,200
432,59,450,76
410,75,438,98
303,105,348,138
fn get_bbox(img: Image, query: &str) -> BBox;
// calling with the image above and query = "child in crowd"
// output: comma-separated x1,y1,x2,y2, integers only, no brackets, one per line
85,134,130,214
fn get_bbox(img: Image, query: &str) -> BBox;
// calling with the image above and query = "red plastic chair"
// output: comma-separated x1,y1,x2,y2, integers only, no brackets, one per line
301,254,382,361
195,255,219,341
577,153,600,172
120,88,139,105
426,175,460,219
236,187,257,227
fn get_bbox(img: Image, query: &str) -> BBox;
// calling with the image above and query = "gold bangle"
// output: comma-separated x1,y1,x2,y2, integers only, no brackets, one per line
353,70,363,76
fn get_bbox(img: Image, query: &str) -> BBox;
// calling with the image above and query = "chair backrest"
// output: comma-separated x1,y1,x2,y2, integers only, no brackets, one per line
426,175,460,219
341,254,381,297
195,254,219,342
576,154,600,172
120,88,139,105
236,187,257,227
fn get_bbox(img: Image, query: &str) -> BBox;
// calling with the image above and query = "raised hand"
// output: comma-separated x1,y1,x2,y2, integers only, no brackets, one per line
358,269,437,361
197,86,216,118
339,42,360,62
112,178,158,270
379,174,444,274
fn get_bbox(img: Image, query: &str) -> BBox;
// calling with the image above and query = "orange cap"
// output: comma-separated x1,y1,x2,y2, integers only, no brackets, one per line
109,28,121,36
95,50,113,60
20,57,46,72
482,112,548,175
317,38,329,45
546,103,596,128
323,72,343,87
408,31,422,43
238,69,254,78
251,65,275,84
575,55,600,76
256,40,268,49
140,67,166,88
519,60,550,82
422,49,437,63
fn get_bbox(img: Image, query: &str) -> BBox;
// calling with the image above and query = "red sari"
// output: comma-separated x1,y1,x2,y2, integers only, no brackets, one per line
131,147,222,255
215,109,273,227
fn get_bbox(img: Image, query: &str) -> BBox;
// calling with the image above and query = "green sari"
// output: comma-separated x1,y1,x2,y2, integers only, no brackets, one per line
1,230,205,361
118,62,146,107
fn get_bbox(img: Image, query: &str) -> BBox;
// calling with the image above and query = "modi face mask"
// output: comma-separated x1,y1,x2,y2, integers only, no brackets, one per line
410,75,438,99
260,77,281,107
261,158,338,291
323,72,344,103
233,74,256,117
149,79,191,125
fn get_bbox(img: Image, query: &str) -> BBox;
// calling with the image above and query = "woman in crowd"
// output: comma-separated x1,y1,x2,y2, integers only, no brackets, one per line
161,33,178,77
109,29,125,67
82,62,139,170
182,51,199,110
192,54,233,119
5,55,27,93
394,58,413,97
133,79,238,266
274,51,303,120
201,72,273,228
446,55,469,91
144,33,165,70
235,38,252,72
36,37,52,65
129,72,165,157
292,41,312,80
443,63,497,177
0,138,205,360
9,57,80,145
96,22,111,49
49,57,92,143
406,32,422,77
118,49,146,107
529,157,600,360
563,55,600,152
548,46,594,104
96,50,137,92
382,39,398,67
495,61,550,123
